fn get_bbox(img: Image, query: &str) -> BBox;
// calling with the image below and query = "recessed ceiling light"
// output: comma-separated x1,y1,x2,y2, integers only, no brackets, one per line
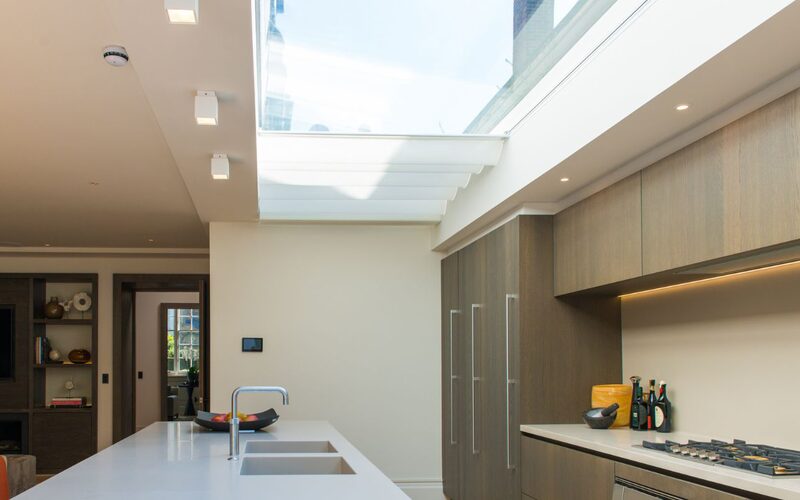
147,238,155,243
165,0,198,24
211,153,230,180
675,104,690,111
195,91,218,125
560,177,570,182
43,243,51,247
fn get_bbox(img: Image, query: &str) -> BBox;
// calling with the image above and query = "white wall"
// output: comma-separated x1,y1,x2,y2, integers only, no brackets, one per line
134,291,199,431
0,251,209,449
210,222,442,490
622,262,800,448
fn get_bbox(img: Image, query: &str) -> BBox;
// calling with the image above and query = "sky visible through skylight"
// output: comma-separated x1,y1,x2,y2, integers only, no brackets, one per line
257,0,607,135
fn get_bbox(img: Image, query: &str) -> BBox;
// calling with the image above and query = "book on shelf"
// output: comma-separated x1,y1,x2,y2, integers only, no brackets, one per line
50,397,88,407
33,336,53,365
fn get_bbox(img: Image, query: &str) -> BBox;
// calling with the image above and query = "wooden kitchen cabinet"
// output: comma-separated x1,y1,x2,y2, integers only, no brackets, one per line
615,463,746,500
31,410,94,473
483,220,519,500
441,253,462,500
554,88,800,289
642,89,800,274
521,435,614,500
554,172,643,295
640,130,729,274
441,216,621,500
520,436,747,500
459,236,491,500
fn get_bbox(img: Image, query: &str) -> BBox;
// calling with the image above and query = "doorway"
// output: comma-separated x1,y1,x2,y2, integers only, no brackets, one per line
133,294,200,431
112,274,210,443
160,303,201,422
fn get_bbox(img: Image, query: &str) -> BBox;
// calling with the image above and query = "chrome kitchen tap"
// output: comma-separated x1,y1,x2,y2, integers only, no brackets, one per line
228,386,289,460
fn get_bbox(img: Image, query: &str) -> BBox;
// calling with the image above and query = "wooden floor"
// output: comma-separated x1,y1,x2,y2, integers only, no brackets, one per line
35,474,53,484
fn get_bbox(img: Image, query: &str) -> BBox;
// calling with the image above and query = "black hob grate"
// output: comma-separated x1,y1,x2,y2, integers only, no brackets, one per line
642,439,800,477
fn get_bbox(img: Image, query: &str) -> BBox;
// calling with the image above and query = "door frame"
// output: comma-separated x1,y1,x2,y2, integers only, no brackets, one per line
160,302,201,421
112,274,210,443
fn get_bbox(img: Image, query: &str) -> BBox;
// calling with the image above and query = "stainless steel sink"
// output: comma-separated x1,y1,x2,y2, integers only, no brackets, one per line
244,440,338,454
239,456,355,475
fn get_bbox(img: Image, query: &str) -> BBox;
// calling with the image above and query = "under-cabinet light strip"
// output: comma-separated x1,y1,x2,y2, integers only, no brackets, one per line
619,259,800,299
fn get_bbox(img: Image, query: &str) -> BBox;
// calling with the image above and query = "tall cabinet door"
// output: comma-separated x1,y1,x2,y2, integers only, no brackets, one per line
441,253,463,500
485,220,521,500
459,238,489,500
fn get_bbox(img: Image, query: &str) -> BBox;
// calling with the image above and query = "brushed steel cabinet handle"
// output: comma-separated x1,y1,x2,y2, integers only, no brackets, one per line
448,309,461,446
471,304,481,455
505,293,518,470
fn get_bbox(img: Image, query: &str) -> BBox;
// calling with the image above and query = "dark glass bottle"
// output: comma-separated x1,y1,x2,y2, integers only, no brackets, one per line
655,381,672,433
631,386,645,430
629,376,641,430
647,379,657,430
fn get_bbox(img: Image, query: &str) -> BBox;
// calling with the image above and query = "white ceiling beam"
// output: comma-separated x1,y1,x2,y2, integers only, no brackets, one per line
259,199,447,221
257,162,485,174
260,171,471,188
256,133,505,221
257,133,506,166
260,185,458,201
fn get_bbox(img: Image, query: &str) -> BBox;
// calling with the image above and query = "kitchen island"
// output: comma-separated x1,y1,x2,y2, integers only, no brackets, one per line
18,420,408,499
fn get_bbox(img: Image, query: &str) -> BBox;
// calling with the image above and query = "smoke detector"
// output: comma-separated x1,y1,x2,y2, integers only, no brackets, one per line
103,45,129,67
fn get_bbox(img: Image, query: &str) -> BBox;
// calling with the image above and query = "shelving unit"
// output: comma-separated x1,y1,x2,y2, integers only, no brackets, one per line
0,273,98,474
32,407,93,413
32,318,93,325
33,363,93,369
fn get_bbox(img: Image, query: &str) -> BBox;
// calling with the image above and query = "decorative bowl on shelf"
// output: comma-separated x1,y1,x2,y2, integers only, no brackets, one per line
67,349,91,364
194,409,279,432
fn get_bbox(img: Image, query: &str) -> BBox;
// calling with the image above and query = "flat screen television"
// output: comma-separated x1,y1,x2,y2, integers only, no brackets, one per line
0,306,14,379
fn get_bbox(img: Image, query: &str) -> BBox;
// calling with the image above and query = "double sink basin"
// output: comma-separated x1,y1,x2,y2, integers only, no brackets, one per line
239,440,355,476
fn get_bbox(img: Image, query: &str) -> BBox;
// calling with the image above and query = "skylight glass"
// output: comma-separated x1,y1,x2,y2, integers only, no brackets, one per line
255,0,616,135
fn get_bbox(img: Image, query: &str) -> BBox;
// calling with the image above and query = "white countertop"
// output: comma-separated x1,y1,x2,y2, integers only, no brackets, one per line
521,424,800,500
18,420,408,499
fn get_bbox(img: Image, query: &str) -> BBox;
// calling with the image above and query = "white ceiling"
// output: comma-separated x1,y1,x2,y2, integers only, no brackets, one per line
0,1,209,248
104,0,260,223
517,0,800,205
0,0,259,248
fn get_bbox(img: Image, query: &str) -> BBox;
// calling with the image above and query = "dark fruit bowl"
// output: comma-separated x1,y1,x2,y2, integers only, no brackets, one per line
582,407,617,429
194,409,279,432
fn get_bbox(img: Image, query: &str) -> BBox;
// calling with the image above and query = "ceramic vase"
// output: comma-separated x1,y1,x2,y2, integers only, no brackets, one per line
44,296,64,319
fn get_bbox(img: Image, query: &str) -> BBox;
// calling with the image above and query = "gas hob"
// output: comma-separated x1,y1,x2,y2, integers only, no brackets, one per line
640,439,800,477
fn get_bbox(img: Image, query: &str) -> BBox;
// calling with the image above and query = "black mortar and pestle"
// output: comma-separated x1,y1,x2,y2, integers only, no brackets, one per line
582,402,619,429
